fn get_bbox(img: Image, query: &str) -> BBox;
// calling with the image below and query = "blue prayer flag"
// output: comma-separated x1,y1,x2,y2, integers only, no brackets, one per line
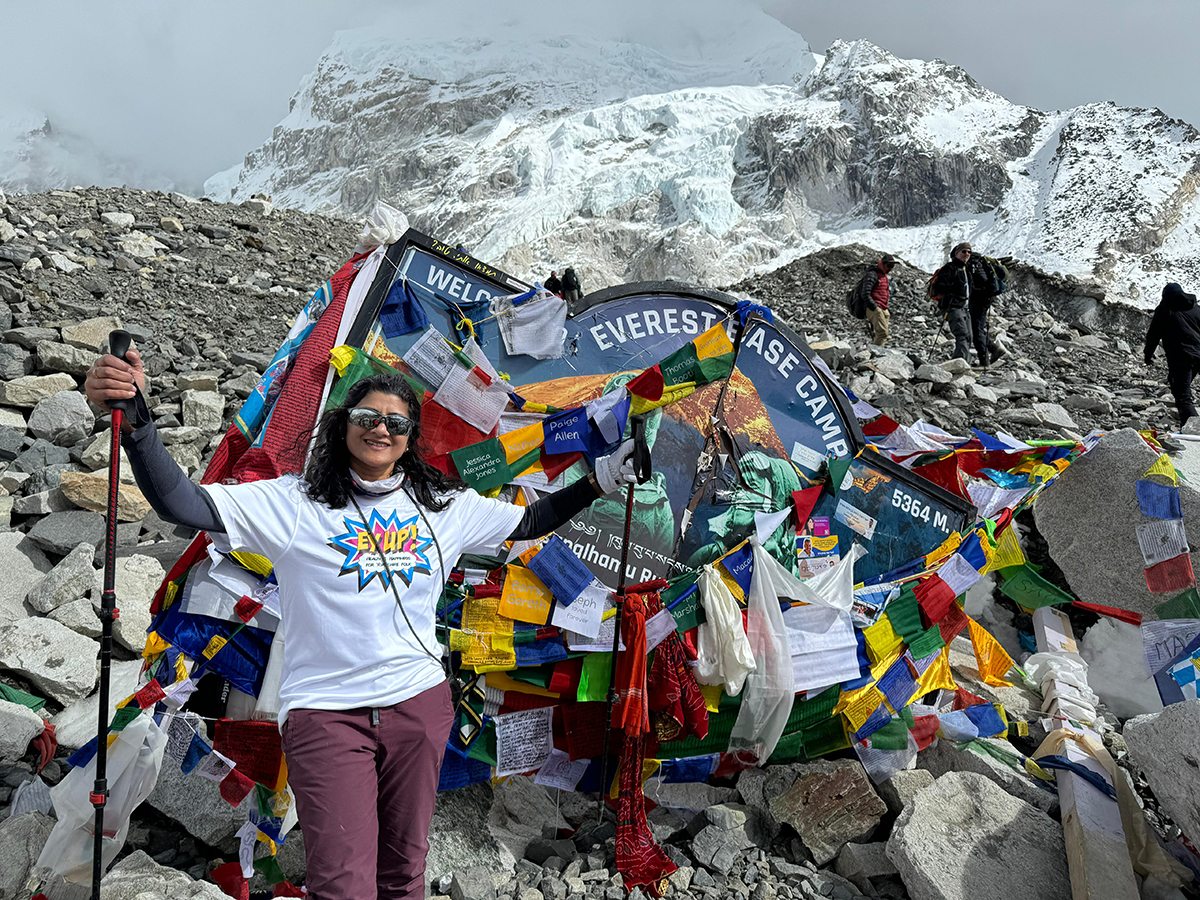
963,702,1007,737
181,731,212,775
660,754,719,783
980,469,1029,489
957,532,988,572
68,735,99,770
877,657,918,712
543,407,591,455
971,428,1010,452
379,279,431,337
720,543,754,600
438,752,493,790
1137,479,1183,520
853,704,892,741
528,535,594,607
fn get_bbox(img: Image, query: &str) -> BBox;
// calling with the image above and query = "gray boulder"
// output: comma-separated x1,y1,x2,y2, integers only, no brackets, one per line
768,759,886,865
26,541,96,613
0,812,54,900
0,425,26,460
181,389,224,432
1034,428,1195,621
0,617,98,704
917,737,1058,815
873,352,915,383
91,553,163,652
12,489,73,516
0,532,53,623
876,769,934,816
27,509,105,556
36,340,95,377
885,772,1070,900
1125,700,1200,841
0,343,33,380
47,596,102,638
0,372,77,407
77,849,226,898
28,390,95,445
10,437,71,473
146,759,255,853
690,805,756,875
61,315,122,351
426,782,516,891
0,698,44,762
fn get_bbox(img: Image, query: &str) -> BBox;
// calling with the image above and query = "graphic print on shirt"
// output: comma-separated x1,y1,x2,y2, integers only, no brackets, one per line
329,508,434,590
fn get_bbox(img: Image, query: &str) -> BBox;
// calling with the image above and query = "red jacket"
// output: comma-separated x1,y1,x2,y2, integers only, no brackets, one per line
871,268,891,310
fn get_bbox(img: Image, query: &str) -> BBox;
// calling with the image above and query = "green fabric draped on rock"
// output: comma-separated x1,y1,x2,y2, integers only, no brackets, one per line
999,564,1074,610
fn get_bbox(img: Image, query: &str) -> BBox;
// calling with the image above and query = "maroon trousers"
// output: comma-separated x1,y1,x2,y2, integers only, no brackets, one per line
282,681,454,900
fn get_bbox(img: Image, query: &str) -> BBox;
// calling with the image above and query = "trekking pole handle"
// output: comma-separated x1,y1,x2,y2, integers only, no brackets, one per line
108,329,134,414
629,414,651,483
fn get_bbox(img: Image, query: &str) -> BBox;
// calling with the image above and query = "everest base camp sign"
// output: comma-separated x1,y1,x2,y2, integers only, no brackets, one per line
346,231,971,585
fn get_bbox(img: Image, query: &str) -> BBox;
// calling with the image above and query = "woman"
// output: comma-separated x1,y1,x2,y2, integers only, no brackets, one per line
85,351,642,900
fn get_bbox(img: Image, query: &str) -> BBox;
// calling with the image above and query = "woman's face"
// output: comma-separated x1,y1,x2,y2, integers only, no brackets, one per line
345,391,411,479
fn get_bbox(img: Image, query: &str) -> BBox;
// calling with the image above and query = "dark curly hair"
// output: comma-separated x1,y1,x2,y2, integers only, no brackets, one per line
302,373,466,511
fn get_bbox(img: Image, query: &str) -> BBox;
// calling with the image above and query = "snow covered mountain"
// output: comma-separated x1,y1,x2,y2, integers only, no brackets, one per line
206,22,1200,307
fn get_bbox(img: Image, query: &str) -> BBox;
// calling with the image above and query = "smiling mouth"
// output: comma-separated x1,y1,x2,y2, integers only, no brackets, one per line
364,439,391,449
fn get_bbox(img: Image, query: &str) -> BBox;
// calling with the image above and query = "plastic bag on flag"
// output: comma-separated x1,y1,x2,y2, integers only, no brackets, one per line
36,713,168,883
491,287,567,359
355,200,409,253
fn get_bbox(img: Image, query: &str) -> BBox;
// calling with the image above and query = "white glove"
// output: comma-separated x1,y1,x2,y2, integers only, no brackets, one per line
594,439,639,494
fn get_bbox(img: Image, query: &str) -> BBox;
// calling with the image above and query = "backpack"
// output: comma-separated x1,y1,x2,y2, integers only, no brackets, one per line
926,266,951,312
979,256,1009,296
845,270,875,319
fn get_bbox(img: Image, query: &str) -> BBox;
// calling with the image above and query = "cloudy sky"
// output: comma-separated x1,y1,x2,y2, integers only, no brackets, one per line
1,0,1195,195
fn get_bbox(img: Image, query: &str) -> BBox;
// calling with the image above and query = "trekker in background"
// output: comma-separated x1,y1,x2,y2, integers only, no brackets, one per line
930,242,978,363
544,270,562,296
562,266,583,312
1145,282,1200,426
864,254,895,345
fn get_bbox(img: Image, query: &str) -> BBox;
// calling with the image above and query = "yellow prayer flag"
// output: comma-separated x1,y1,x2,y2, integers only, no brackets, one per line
925,532,963,568
202,636,227,659
1029,463,1058,483
256,832,278,855
968,617,1016,686
916,647,958,693
231,551,274,577
630,382,695,415
700,683,723,713
174,654,189,683
839,684,885,731
142,631,170,659
983,526,1025,573
485,671,560,698
863,616,905,664
1145,453,1179,485
499,422,545,464
499,565,553,625
449,629,473,652
491,632,515,654
695,323,734,360
163,581,179,609
460,595,516,670
329,344,357,375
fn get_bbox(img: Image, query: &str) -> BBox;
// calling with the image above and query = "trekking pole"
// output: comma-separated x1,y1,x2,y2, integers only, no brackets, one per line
928,311,948,353
596,414,651,826
91,329,132,900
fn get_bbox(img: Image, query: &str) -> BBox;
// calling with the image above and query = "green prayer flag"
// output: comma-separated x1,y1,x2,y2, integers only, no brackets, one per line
253,854,287,885
767,730,805,763
467,723,497,766
450,440,541,492
577,653,612,702
999,564,1074,610
898,705,916,729
1156,587,1200,620
907,626,945,660
664,581,705,633
867,717,910,751
254,783,275,819
886,588,924,641
506,665,555,690
659,343,701,387
0,683,46,712
661,709,738,756
800,716,849,758
826,457,853,496
110,705,142,733
787,686,840,732
327,347,427,410
695,351,734,385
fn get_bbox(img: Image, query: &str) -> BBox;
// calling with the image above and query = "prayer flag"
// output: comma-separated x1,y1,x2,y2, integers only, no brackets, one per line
792,486,823,530
630,381,695,416
885,588,924,641
499,421,545,464
134,681,166,709
659,342,701,387
937,603,970,644
543,407,590,455
915,575,957,623
998,565,1074,610
983,526,1025,573
694,323,735,383
863,616,905,663
214,719,285,790
586,390,630,446
1156,587,1200,620
498,565,554,625
1137,479,1183,520
528,536,593,607
967,617,1015,686
626,366,664,401
181,731,213,775
1145,453,1179,485
1145,553,1196,594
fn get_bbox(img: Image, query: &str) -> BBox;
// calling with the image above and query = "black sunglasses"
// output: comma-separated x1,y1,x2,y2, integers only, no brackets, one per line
348,407,414,436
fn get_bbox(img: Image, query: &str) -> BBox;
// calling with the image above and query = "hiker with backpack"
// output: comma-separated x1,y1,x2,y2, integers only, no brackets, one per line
1145,282,1200,426
846,253,896,346
562,266,583,311
544,270,562,296
928,242,1007,365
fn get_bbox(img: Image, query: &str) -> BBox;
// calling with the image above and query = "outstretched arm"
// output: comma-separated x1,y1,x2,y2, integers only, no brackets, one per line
506,440,641,541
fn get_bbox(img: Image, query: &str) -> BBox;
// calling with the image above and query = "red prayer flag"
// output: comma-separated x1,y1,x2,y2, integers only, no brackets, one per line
913,453,970,500
218,767,257,806
626,366,664,401
1072,600,1142,626
234,595,264,623
273,883,307,898
540,447,583,482
1145,553,1196,594
792,486,823,530
134,681,167,709
909,714,940,751
549,657,583,695
213,718,284,788
915,575,957,624
210,861,250,900
562,702,610,760
937,603,970,644
421,396,496,460
31,722,56,774
862,415,901,438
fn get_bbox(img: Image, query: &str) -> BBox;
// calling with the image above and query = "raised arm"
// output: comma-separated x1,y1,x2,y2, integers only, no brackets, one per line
85,352,225,533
